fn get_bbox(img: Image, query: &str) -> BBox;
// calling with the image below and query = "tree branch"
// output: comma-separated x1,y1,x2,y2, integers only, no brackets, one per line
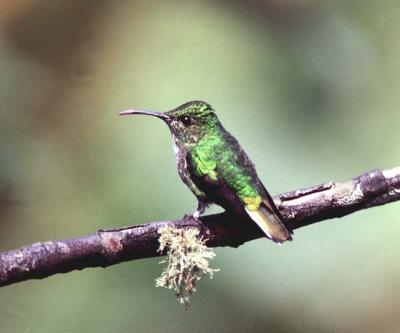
1,167,399,287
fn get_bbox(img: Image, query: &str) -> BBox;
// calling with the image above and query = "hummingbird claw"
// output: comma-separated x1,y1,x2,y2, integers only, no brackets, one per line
183,201,206,222
193,201,206,219
192,210,201,219
182,212,201,222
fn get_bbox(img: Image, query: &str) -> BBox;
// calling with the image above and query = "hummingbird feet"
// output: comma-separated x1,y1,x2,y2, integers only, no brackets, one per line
183,201,206,222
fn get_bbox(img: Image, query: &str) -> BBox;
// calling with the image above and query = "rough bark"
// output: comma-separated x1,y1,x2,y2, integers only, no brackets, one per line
0,167,399,287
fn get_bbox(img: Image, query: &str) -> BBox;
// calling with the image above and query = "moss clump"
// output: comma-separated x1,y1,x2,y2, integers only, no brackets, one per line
155,225,219,307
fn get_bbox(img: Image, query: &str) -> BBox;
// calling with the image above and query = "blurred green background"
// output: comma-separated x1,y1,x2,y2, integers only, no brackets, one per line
1,1,399,332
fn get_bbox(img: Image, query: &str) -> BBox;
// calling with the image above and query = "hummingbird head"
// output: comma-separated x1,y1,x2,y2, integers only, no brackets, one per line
120,101,219,148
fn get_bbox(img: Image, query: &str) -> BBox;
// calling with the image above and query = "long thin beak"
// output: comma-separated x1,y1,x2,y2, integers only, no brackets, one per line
119,109,170,120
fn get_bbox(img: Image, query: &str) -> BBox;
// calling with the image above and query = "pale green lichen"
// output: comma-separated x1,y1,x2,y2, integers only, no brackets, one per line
155,225,219,307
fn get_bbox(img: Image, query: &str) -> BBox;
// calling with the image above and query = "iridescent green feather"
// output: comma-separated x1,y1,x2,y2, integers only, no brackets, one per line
189,130,261,208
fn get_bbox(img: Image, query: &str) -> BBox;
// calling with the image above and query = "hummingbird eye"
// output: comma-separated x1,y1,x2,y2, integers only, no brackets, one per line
179,115,193,126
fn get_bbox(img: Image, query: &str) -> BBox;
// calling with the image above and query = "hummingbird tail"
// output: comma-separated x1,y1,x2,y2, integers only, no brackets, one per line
245,199,292,243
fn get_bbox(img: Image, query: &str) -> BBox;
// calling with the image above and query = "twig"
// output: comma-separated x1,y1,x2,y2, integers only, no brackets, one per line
0,167,399,287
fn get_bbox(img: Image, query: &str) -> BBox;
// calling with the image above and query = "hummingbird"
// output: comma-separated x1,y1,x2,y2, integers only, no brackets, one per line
120,101,292,243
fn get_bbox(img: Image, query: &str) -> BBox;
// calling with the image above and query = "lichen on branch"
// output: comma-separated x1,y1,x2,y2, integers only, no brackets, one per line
155,226,219,307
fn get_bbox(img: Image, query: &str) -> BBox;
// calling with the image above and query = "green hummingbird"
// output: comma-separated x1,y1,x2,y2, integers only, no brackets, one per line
120,101,292,243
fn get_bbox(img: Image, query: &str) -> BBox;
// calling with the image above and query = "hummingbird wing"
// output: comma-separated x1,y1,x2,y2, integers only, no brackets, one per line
188,139,292,243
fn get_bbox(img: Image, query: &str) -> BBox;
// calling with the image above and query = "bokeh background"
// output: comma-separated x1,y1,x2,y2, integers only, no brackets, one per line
1,1,399,332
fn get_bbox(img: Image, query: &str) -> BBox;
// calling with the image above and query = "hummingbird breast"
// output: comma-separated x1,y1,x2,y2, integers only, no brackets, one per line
171,134,208,202
172,134,188,182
